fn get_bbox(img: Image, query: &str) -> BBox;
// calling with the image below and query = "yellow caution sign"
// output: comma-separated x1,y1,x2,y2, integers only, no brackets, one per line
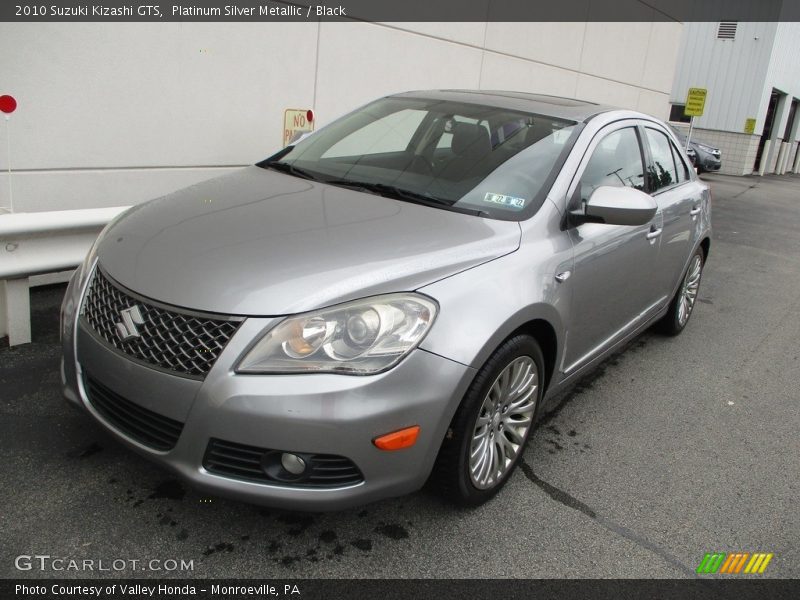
744,118,757,134
684,88,707,117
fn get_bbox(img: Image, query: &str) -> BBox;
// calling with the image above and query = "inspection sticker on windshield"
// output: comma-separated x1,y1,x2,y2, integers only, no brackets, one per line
483,193,526,210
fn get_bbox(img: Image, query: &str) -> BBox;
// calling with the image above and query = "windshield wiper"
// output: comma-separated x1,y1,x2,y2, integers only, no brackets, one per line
261,161,320,181
329,180,445,204
324,179,488,217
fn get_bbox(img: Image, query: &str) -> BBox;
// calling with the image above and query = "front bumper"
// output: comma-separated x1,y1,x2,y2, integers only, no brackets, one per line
60,272,475,511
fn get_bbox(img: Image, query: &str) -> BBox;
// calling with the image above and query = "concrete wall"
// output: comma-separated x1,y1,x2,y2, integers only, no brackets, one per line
670,123,761,176
0,21,683,214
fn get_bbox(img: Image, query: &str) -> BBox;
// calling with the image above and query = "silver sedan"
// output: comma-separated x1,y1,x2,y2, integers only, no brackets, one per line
61,90,710,509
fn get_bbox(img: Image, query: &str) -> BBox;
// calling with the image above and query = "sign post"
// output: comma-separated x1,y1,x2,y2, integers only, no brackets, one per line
0,94,18,214
683,87,707,152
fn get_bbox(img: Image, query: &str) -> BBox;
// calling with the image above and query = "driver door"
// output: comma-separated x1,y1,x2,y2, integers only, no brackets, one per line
562,122,666,374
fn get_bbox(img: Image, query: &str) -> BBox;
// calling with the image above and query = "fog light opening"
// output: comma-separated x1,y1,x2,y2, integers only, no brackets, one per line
280,452,307,475
260,450,310,482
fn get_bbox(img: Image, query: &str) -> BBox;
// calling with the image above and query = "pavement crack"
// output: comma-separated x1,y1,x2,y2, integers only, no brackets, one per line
731,182,759,199
591,514,696,578
519,458,696,577
519,458,595,518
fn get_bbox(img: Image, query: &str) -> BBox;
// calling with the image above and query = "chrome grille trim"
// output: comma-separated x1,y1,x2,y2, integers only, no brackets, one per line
80,266,243,379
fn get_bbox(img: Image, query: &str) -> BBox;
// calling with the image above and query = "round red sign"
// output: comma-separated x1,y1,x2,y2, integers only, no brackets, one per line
0,95,17,114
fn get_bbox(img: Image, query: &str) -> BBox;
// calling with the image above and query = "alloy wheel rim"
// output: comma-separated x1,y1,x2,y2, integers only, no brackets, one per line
469,356,538,490
678,255,702,326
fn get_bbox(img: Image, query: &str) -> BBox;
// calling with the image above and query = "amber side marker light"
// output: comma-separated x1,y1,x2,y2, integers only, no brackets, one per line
373,426,420,451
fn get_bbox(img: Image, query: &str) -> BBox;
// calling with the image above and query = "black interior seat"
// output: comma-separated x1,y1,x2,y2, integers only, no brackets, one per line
438,122,492,181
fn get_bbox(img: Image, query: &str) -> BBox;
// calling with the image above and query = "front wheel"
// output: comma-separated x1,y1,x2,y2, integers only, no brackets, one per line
432,335,544,506
658,248,704,335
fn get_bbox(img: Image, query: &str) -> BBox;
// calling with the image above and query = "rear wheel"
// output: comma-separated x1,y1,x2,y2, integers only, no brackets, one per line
658,248,704,335
433,335,544,506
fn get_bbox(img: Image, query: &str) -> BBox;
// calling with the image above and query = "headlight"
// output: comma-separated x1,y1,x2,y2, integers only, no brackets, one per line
696,144,715,153
236,294,438,375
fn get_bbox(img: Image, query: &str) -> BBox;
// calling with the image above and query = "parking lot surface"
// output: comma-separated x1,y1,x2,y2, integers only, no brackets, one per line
1,173,798,578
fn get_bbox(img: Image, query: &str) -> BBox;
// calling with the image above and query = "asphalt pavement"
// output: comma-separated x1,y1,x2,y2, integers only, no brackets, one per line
1,173,798,579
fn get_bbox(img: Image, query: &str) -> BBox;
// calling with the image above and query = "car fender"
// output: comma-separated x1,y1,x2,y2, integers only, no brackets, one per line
418,203,570,388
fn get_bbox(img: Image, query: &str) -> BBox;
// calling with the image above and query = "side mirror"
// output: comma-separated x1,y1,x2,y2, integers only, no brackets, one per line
573,186,657,226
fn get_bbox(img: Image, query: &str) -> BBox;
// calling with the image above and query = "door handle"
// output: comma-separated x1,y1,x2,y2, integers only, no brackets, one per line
555,270,571,283
646,227,662,241
690,206,702,216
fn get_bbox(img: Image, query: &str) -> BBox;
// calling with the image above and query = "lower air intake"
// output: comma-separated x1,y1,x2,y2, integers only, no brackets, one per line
83,374,184,451
203,438,364,488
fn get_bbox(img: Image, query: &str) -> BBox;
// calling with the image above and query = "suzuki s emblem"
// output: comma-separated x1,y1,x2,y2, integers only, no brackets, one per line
115,305,144,341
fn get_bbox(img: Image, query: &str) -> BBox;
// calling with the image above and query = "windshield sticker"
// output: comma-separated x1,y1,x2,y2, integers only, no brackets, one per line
483,193,527,210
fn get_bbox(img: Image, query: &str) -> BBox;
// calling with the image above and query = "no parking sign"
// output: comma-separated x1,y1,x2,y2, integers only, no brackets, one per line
283,108,314,147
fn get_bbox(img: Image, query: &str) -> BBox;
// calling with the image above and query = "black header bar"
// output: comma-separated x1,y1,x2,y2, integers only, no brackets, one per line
4,578,800,600
3,0,800,23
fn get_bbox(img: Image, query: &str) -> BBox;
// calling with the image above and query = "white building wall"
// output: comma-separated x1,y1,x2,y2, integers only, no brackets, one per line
763,22,800,142
671,21,800,175
670,22,778,135
0,20,682,215
755,23,800,173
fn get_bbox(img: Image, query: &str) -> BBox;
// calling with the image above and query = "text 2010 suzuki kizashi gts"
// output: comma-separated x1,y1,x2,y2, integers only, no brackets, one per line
61,90,710,509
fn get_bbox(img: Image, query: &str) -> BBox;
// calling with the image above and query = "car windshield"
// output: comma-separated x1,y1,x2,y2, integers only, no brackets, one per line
258,96,579,220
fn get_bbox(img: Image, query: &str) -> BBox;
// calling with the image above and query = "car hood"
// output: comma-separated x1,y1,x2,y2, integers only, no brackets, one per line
681,138,719,151
672,132,717,152
689,140,719,152
96,166,521,315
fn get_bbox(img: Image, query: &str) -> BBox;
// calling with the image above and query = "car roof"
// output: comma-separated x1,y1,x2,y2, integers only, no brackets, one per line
389,89,618,123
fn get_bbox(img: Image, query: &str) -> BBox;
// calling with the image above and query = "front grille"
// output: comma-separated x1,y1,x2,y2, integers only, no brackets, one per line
203,438,364,489
81,267,242,379
83,374,184,451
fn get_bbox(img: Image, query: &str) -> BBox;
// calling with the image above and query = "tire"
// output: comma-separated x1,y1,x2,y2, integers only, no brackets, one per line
432,335,545,506
658,248,704,336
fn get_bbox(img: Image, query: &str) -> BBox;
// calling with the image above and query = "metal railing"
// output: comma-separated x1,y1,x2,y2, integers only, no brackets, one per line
0,206,129,345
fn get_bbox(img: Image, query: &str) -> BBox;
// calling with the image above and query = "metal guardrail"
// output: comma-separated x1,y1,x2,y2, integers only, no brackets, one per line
0,206,129,345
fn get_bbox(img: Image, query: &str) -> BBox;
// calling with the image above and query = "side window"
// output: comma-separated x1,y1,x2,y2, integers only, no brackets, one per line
669,140,690,183
645,128,679,191
579,127,645,201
